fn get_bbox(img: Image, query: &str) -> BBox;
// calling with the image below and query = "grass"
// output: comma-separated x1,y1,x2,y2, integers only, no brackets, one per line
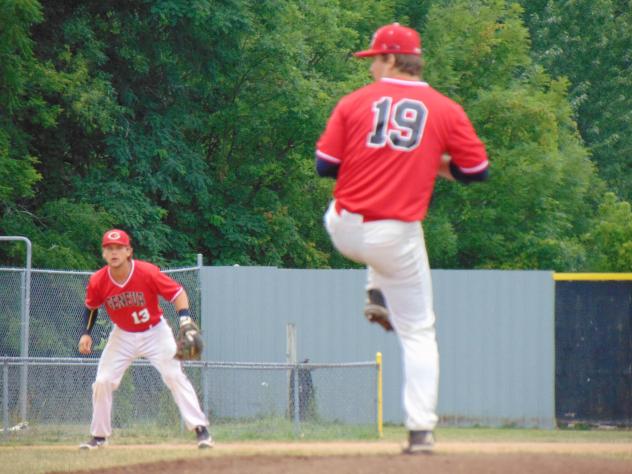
422,425,632,443
2,421,632,446
0,418,379,447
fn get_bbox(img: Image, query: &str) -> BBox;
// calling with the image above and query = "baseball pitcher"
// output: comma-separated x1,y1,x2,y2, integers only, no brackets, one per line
316,23,489,454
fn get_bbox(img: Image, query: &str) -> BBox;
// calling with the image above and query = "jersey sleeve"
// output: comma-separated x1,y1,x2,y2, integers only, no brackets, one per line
445,104,489,174
84,276,103,309
152,268,184,302
316,100,346,164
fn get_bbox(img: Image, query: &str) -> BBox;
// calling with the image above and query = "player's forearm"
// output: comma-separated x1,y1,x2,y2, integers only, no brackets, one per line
173,290,190,313
448,161,489,184
174,291,197,328
82,307,99,336
315,155,339,179
441,154,489,183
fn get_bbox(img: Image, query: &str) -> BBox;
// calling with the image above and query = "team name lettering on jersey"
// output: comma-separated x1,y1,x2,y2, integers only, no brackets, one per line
106,291,146,311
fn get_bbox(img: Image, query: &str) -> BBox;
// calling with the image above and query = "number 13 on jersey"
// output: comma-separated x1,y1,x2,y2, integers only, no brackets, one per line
368,97,428,151
131,308,150,324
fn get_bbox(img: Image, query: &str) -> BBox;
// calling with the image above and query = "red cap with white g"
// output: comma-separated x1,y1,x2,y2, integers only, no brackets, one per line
101,229,131,247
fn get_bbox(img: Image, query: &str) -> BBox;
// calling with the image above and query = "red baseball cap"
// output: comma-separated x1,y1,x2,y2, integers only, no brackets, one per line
354,23,422,57
102,229,131,247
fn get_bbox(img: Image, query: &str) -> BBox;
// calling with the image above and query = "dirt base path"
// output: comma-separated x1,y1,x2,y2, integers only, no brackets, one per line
49,441,632,474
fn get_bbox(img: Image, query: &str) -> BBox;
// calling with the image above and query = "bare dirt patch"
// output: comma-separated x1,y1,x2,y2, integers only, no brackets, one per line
50,441,632,474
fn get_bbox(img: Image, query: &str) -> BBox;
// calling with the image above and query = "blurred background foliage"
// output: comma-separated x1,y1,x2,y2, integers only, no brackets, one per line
1,0,630,271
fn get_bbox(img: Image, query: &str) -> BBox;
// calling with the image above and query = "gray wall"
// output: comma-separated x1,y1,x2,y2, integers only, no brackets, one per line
201,267,555,428
433,270,555,428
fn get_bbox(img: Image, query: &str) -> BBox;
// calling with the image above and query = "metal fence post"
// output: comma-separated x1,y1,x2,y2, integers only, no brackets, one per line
376,352,383,438
3,360,8,436
286,324,300,436
293,362,300,437
0,236,32,424
196,253,203,320
203,362,209,418
196,254,210,418
20,272,29,423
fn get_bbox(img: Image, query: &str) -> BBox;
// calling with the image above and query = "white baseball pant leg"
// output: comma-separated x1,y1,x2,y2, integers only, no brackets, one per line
90,325,134,438
142,320,208,431
325,201,439,431
90,320,208,438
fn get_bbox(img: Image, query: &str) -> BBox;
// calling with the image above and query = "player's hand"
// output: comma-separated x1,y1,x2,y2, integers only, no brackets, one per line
437,153,455,181
78,334,93,355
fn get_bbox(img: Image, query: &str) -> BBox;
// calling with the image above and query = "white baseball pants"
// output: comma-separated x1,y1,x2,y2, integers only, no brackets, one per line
90,319,208,437
325,201,439,431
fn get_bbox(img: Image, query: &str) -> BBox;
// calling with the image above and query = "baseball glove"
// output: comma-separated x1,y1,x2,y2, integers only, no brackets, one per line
175,316,203,360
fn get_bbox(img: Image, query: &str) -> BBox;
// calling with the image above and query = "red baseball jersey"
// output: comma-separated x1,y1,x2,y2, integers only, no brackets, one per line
85,259,183,332
316,77,488,221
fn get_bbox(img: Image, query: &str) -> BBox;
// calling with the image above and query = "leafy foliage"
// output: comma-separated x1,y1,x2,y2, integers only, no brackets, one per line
0,0,629,272
519,0,632,202
583,193,632,271
0,0,45,203
419,1,602,270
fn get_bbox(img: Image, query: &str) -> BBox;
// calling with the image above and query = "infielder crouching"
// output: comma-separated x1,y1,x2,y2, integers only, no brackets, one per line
77,229,212,449
316,23,489,454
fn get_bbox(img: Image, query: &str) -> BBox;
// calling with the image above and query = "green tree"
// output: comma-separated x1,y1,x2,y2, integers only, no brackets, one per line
583,192,632,271
1,0,626,273
519,0,632,202
185,0,398,268
0,0,115,268
0,0,397,269
0,0,44,204
417,0,602,270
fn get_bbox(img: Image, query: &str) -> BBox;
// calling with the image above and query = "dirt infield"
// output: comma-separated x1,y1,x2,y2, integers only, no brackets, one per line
49,441,632,474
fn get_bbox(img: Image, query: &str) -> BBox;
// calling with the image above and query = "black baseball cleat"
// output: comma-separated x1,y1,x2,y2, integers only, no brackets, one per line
364,289,393,331
402,430,435,455
195,426,214,449
79,436,107,450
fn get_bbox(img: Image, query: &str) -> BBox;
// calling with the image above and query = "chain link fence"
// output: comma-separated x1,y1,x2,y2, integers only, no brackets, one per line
0,266,379,441
0,267,200,358
0,357,378,441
